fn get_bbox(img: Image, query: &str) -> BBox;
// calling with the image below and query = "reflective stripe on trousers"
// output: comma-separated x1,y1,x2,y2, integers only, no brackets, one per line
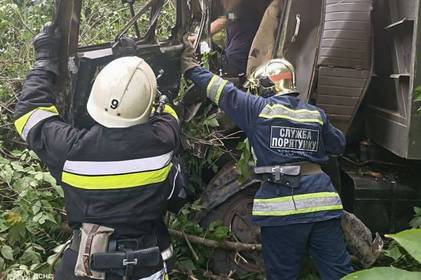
252,192,343,216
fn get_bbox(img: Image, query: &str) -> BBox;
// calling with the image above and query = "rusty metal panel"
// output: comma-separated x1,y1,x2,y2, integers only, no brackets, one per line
364,0,421,159
313,0,373,133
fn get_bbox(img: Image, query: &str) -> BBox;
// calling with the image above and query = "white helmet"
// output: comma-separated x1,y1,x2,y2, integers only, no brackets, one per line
87,56,157,128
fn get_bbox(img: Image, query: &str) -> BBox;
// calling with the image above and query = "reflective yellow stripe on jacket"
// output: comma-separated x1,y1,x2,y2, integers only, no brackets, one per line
163,105,179,123
14,105,59,141
252,192,342,216
206,75,228,104
258,104,323,125
62,151,173,190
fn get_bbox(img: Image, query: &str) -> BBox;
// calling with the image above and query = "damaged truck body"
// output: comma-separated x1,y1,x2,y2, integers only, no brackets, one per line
54,0,421,274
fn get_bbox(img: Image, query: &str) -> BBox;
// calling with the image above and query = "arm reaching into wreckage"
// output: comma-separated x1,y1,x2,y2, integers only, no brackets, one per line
181,38,264,134
184,67,264,134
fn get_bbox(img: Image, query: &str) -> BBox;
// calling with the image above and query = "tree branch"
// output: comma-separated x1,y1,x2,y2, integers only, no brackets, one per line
169,229,262,252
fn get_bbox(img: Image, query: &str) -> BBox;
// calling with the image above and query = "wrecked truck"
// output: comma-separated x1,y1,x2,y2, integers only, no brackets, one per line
52,0,421,275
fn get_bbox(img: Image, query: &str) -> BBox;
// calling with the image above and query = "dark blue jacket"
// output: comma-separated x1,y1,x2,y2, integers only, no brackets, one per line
223,0,270,75
186,66,345,226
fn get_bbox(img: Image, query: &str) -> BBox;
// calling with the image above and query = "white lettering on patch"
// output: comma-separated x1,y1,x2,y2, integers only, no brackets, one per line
270,126,320,152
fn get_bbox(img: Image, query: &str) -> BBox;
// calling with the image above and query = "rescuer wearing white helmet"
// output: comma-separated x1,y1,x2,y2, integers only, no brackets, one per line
181,38,353,279
87,56,157,128
14,24,186,279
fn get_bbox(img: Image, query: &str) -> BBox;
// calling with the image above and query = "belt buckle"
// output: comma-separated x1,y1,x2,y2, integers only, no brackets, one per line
271,165,282,181
122,258,138,266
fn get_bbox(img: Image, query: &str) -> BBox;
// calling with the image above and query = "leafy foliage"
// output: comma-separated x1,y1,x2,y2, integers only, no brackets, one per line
0,146,67,275
343,267,421,280
409,207,421,229
236,139,253,182
347,212,421,279
385,229,421,264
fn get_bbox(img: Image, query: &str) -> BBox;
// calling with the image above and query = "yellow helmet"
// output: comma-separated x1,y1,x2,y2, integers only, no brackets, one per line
246,58,296,97
87,56,157,128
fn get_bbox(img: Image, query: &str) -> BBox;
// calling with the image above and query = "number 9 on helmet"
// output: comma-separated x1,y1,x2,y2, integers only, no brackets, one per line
87,56,157,128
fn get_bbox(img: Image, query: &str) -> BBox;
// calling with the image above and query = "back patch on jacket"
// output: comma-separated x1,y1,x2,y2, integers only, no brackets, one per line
270,126,320,152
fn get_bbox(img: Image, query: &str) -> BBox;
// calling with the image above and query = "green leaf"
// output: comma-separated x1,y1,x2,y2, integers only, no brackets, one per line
0,155,8,164
414,207,421,215
10,161,24,172
10,149,23,158
1,245,14,261
32,212,43,223
213,226,229,241
34,172,43,181
203,115,219,128
31,201,41,215
383,244,403,261
342,267,421,280
19,247,41,265
409,216,421,229
178,258,196,271
7,223,26,246
414,86,421,102
0,256,4,270
385,229,421,263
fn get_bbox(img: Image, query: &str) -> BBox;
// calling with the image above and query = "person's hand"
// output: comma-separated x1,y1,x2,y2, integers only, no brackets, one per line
180,35,200,74
33,23,61,61
187,34,198,45
32,23,61,75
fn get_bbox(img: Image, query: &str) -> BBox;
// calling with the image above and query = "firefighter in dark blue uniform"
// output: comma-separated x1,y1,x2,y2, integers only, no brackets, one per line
189,0,271,76
14,25,186,279
181,43,353,279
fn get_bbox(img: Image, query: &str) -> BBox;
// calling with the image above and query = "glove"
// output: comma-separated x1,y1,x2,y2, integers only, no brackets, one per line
180,35,200,74
32,23,61,75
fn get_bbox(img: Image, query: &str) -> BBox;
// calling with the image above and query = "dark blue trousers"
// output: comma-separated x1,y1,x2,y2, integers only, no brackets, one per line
261,218,353,280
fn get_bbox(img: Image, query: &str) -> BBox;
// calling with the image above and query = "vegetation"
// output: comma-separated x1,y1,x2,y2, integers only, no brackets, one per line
1,1,421,280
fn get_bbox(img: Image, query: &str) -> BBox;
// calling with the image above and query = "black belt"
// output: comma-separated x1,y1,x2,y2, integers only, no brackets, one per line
70,229,173,261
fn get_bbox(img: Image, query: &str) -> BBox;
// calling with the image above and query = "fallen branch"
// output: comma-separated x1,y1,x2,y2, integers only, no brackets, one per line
203,271,235,280
183,231,200,261
169,229,262,252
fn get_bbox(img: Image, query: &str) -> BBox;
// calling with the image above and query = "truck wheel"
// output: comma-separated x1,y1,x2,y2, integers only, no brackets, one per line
200,186,264,275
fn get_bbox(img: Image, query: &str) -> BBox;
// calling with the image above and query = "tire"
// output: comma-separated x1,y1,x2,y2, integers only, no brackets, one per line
200,185,265,277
